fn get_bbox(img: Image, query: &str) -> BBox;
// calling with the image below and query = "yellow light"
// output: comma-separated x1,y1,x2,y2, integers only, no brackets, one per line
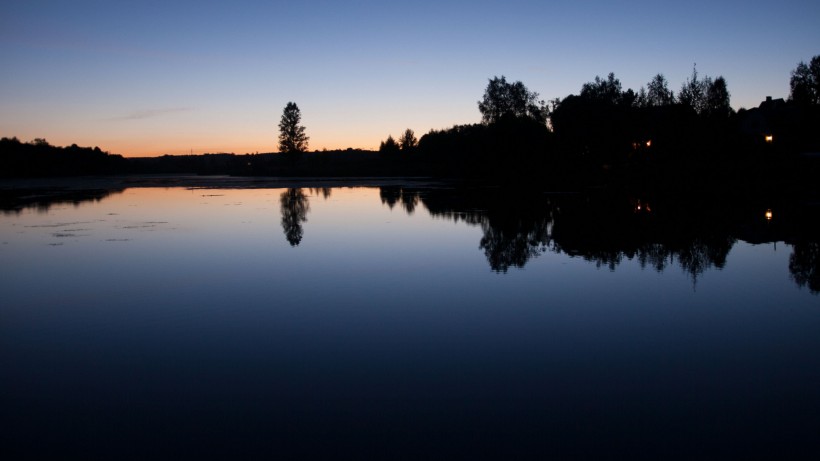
645,140,652,148
765,209,773,220
765,135,773,143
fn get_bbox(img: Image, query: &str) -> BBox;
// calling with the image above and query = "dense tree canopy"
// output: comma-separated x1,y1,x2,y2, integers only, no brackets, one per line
580,73,624,106
678,66,708,114
278,102,309,154
678,66,731,118
705,76,731,118
379,135,399,154
790,55,820,106
478,76,548,124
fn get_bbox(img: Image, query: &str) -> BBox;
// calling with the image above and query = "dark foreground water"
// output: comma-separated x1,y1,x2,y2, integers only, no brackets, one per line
1,184,819,459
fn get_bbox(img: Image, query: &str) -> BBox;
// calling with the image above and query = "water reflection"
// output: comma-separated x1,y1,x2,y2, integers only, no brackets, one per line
790,242,820,293
2,182,816,294
0,188,123,215
279,188,309,246
380,186,820,293
379,186,419,214
309,187,332,199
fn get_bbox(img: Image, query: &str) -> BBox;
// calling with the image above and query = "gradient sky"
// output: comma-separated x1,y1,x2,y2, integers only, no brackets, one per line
1,0,818,156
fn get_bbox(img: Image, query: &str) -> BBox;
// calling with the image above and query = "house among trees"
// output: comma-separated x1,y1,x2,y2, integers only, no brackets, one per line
739,96,787,144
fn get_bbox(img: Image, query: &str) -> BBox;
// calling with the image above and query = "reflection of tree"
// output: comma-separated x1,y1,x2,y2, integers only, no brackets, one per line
672,237,734,286
310,188,332,199
280,188,310,246
790,242,820,294
636,243,672,272
380,187,819,290
418,188,554,272
379,187,420,214
479,216,551,272
400,190,419,214
1,188,124,215
549,195,738,285
412,188,747,279
379,187,401,209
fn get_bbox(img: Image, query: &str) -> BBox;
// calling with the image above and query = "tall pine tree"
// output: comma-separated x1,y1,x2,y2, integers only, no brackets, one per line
278,102,309,154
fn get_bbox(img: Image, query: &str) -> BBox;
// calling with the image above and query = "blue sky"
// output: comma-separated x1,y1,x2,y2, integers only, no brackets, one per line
1,0,818,155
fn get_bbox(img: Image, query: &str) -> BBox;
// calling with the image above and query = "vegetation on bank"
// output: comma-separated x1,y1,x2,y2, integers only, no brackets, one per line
2,56,819,193
0,137,127,177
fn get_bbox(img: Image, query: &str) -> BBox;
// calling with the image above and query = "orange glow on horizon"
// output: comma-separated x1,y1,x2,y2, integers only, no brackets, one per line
103,138,381,157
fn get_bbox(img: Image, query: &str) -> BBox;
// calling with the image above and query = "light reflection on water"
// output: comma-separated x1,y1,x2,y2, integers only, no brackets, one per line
1,186,818,458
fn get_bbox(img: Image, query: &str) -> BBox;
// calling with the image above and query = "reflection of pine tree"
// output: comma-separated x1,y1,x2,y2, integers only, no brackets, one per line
790,242,820,293
280,189,310,246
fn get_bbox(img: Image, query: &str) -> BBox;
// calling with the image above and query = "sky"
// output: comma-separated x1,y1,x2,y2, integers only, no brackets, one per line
1,0,818,157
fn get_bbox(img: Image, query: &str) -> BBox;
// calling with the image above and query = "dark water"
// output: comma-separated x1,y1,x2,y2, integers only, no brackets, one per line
1,185,818,459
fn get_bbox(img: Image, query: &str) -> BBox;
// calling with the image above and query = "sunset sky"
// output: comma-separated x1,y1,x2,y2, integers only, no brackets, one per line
2,0,818,157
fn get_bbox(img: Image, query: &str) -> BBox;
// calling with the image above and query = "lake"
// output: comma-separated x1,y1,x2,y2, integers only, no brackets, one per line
1,180,819,459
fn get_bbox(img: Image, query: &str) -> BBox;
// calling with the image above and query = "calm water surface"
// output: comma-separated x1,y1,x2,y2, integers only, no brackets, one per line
1,186,818,458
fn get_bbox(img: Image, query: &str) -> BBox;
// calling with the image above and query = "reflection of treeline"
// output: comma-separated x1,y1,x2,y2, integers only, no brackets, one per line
0,137,127,177
790,242,820,294
0,187,124,215
386,186,820,293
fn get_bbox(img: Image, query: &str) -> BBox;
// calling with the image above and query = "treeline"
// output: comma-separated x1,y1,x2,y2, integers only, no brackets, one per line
0,137,128,177
399,62,820,189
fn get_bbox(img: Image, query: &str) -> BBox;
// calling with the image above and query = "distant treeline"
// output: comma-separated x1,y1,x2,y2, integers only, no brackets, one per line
0,137,128,177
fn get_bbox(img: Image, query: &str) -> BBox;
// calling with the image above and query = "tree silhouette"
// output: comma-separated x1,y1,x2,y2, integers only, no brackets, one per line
378,135,400,155
550,72,634,160
280,188,310,246
678,65,708,114
478,76,548,124
789,56,820,106
580,73,624,106
645,74,675,107
678,66,732,119
399,129,418,151
278,102,309,154
705,76,731,119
